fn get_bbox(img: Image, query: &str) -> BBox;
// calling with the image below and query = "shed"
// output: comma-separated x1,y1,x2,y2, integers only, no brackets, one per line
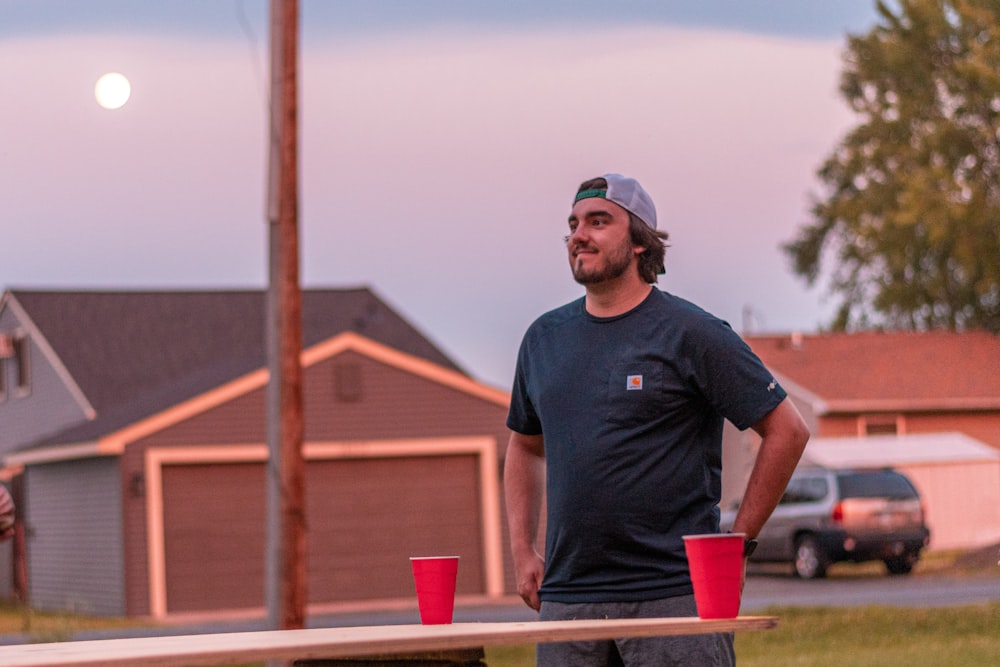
801,432,1000,551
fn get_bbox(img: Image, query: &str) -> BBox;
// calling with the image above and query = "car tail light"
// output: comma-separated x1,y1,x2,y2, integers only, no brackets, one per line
831,501,844,524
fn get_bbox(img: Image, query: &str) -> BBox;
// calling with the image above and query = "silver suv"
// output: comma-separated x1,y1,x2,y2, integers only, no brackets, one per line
722,466,931,579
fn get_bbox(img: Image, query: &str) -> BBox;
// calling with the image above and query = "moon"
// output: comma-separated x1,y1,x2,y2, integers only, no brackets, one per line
95,72,131,110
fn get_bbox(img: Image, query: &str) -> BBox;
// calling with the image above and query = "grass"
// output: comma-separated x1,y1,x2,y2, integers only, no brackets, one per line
735,602,1000,667
0,602,151,643
482,602,1000,667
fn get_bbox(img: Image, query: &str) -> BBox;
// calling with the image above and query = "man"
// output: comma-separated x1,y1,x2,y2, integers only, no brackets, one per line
504,174,809,666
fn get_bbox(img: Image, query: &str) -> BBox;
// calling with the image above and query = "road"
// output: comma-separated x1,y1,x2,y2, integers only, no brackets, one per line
741,569,1000,611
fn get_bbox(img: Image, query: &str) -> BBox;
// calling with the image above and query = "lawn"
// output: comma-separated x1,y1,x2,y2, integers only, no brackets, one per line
0,603,151,642
483,602,1000,666
737,602,1000,667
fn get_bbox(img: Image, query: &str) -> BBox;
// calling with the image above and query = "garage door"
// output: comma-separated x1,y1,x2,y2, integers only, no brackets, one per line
160,454,482,613
161,462,265,613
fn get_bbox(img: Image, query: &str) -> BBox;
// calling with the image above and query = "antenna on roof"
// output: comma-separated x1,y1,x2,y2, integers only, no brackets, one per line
742,305,765,334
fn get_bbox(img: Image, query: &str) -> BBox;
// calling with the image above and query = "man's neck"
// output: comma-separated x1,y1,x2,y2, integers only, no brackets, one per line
584,277,652,318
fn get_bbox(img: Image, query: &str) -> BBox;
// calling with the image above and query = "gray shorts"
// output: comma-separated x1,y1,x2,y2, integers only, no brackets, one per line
537,596,735,667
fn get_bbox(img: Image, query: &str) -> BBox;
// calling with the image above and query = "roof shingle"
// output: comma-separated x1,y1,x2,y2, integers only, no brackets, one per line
8,287,464,445
745,330,1000,404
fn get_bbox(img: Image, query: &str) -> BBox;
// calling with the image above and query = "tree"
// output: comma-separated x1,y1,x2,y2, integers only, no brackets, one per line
784,0,1000,333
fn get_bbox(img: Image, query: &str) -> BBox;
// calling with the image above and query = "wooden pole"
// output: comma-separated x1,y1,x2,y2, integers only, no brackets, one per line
265,0,306,639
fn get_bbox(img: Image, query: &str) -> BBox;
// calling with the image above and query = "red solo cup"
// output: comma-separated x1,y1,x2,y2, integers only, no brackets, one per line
683,533,745,619
410,556,459,624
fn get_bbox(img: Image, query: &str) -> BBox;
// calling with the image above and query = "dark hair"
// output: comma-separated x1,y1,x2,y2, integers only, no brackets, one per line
576,177,669,283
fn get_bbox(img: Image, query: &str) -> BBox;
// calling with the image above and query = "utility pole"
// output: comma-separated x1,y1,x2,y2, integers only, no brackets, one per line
265,0,306,639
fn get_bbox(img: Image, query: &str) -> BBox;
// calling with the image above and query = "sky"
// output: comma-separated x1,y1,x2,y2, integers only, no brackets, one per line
1,1,883,389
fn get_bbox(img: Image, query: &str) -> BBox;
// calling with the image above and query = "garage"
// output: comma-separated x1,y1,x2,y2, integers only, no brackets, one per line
157,442,491,615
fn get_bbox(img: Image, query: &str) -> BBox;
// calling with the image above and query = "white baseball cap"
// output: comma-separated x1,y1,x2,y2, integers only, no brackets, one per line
573,173,658,229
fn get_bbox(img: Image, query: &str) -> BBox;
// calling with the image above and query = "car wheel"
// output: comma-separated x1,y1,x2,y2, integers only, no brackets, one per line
794,535,828,579
884,553,917,575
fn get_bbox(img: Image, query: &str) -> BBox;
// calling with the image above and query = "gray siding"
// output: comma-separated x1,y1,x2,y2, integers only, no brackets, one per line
0,539,12,599
0,305,91,455
25,457,125,615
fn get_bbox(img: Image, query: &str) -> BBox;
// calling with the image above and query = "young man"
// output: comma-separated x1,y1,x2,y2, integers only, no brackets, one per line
504,174,810,666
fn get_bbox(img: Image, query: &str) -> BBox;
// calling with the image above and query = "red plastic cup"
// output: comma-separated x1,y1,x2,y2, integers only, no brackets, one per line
682,533,745,619
410,556,459,624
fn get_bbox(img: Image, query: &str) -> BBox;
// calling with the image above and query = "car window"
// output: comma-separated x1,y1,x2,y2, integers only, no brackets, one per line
780,475,829,504
837,470,918,500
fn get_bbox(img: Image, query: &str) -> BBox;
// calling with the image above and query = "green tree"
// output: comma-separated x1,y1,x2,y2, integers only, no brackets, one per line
785,0,1000,333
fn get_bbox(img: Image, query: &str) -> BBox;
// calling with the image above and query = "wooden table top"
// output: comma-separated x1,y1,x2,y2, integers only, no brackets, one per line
0,616,778,667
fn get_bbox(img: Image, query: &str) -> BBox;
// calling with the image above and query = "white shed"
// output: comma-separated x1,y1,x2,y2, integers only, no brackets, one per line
801,432,1000,551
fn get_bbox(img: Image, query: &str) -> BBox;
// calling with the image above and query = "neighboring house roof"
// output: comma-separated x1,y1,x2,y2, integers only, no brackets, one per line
744,330,1000,412
5,287,467,447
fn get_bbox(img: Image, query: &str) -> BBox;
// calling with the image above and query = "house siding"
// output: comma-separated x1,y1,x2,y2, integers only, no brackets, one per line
122,445,153,616
898,460,1000,550
814,410,1000,449
303,352,510,442
903,412,1000,449
0,539,11,600
25,457,124,615
0,307,90,456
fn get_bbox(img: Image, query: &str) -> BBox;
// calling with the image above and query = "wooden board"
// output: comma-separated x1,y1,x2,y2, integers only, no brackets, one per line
0,616,777,667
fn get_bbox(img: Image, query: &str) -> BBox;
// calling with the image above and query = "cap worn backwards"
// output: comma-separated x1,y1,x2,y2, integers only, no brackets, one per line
573,173,657,230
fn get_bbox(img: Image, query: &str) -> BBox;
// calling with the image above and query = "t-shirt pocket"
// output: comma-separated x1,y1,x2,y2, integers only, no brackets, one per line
605,362,664,427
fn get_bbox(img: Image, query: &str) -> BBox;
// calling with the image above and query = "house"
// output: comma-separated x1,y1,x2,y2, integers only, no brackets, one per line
744,330,1000,446
723,330,1000,550
0,288,514,618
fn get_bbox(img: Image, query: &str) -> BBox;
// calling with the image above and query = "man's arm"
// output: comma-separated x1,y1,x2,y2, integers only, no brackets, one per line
503,431,546,611
731,398,810,539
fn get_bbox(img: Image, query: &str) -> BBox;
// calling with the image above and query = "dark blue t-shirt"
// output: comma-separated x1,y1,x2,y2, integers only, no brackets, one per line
506,289,786,602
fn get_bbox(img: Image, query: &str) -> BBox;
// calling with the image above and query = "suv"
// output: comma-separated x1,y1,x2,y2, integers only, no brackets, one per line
722,467,930,579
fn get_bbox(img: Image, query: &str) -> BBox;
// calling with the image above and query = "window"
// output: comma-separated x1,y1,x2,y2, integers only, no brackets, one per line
333,362,363,402
0,333,10,401
779,476,829,505
837,470,918,500
13,334,30,394
860,414,902,436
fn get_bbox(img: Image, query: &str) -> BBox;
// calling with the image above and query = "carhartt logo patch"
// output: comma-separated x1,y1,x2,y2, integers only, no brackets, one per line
626,374,643,391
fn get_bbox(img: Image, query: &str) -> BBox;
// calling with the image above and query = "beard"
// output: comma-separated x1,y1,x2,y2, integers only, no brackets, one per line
571,236,634,285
